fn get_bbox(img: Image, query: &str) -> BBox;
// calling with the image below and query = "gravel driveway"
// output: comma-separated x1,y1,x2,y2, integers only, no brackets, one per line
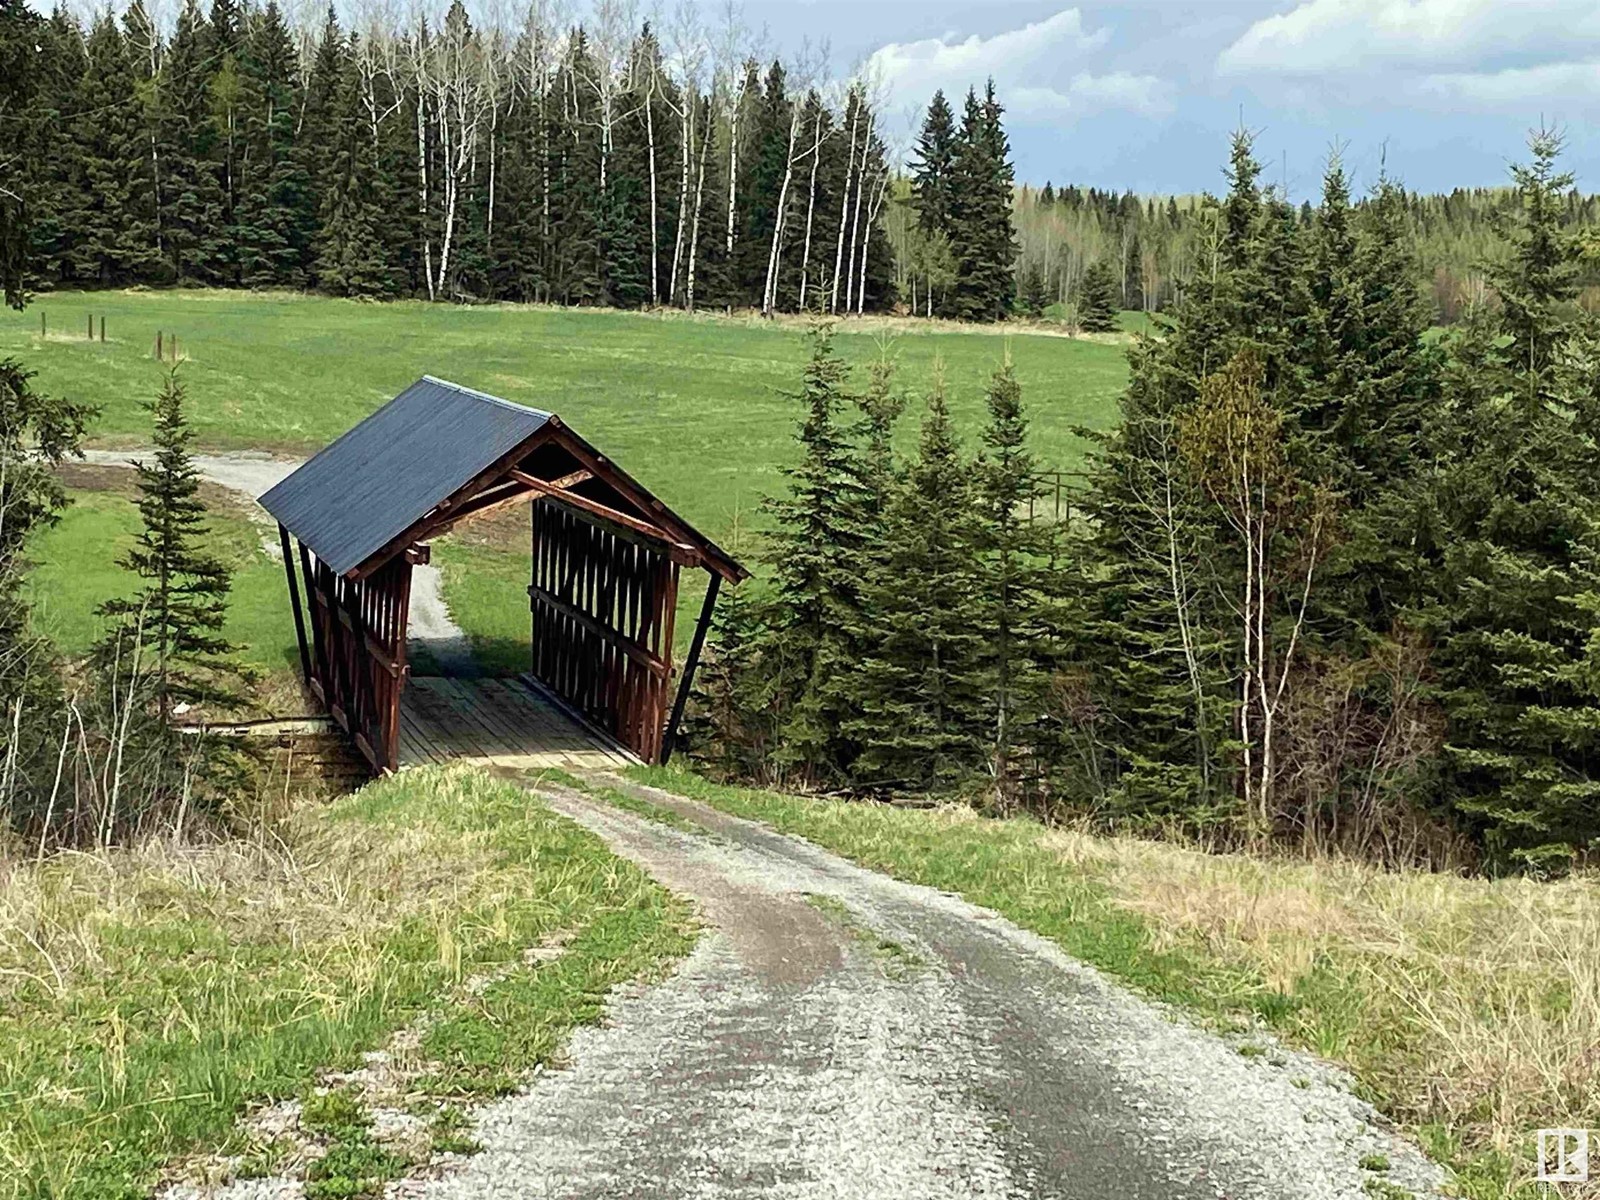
395,773,1444,1200
78,448,475,674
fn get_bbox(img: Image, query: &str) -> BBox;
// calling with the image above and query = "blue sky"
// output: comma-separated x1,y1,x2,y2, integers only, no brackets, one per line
746,0,1600,200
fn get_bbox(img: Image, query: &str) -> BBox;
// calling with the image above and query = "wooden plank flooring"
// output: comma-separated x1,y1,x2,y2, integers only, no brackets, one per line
398,675,637,772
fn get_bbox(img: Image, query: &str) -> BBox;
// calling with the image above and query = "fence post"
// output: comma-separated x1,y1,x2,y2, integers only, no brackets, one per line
154,331,162,359
86,313,92,340
98,316,105,343
39,311,45,337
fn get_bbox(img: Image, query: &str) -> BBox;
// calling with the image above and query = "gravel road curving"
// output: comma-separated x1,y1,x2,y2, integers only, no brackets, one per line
391,774,1445,1200
77,448,476,674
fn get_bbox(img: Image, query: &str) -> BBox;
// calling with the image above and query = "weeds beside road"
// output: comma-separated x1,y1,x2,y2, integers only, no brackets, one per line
0,766,693,1199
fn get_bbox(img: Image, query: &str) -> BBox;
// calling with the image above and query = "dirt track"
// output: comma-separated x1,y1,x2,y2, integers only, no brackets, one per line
393,773,1444,1200
77,448,476,674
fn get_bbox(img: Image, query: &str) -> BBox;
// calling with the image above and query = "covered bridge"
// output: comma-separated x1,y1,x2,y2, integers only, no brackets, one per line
260,376,747,774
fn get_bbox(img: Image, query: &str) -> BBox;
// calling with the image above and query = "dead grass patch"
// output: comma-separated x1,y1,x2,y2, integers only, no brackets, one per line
1035,826,1599,1182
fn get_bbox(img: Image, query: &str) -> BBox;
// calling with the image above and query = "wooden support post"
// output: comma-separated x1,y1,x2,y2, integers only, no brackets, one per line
155,331,162,360
279,523,312,689
387,562,413,772
299,542,332,696
98,315,105,343
87,313,92,340
661,572,720,765
39,311,45,337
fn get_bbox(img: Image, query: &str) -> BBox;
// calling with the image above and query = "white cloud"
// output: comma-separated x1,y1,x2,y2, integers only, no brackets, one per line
1218,0,1600,78
865,9,1170,121
1417,59,1600,107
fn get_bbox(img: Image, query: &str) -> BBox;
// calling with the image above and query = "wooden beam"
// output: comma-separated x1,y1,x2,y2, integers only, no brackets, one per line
661,573,720,765
541,495,701,566
387,559,414,773
310,585,406,676
527,580,669,677
508,469,693,549
405,544,431,566
279,523,312,689
550,468,593,489
351,423,557,579
423,483,538,536
299,542,331,692
540,424,750,583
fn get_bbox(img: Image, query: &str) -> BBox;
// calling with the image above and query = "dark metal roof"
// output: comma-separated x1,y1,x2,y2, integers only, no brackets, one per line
261,376,551,576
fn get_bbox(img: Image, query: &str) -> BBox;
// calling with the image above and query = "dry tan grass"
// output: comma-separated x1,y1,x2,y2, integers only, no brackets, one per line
1034,823,1600,1166
0,768,498,1011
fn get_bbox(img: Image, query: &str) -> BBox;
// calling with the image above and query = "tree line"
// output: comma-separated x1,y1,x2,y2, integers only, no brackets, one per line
8,0,916,313
696,130,1600,874
986,171,1600,326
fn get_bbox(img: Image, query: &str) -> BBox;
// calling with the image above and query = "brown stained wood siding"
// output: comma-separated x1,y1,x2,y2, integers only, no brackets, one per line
298,543,412,772
529,498,681,762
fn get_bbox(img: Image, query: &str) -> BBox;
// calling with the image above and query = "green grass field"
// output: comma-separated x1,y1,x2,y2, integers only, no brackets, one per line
3,290,1127,511
9,290,1130,691
25,480,295,681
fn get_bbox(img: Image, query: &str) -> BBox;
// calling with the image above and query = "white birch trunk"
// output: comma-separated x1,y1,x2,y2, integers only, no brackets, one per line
686,98,711,311
645,74,660,304
669,93,692,304
855,160,890,314
829,96,859,314
417,85,434,300
761,107,803,316
845,108,873,313
797,107,822,312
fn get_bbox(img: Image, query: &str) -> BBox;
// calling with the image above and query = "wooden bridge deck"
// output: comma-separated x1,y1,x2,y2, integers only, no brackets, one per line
398,675,637,772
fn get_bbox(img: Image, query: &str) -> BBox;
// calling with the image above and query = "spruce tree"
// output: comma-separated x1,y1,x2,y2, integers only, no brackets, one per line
910,89,957,315
1411,131,1600,868
207,0,245,281
97,371,243,722
853,373,984,790
947,81,1017,323
1018,262,1049,317
234,0,310,288
73,13,162,285
1062,133,1278,827
761,324,867,783
547,31,604,305
973,359,1054,803
686,576,778,779
0,0,41,304
158,0,229,282
732,61,790,308
23,7,86,289
912,91,956,238
312,32,396,297
1076,261,1119,331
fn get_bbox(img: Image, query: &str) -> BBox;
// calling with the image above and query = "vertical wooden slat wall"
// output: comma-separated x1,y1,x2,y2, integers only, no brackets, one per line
296,543,412,772
529,498,680,761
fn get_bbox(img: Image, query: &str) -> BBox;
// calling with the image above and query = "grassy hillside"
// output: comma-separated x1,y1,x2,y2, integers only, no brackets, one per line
9,290,1129,682
2,291,1127,542
24,471,293,682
